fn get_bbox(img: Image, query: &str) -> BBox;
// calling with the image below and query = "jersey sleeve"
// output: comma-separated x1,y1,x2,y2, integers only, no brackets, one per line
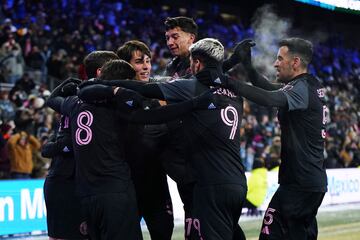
158,78,195,103
281,80,309,111
41,134,73,158
113,88,196,124
61,96,79,116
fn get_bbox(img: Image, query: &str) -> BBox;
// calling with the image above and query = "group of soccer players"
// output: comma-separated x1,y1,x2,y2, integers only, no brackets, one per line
43,16,328,240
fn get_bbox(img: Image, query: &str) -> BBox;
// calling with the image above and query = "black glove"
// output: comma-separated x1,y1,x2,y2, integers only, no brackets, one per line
48,78,81,99
115,88,144,109
192,88,219,110
78,84,114,102
225,39,256,70
61,82,78,96
61,77,81,87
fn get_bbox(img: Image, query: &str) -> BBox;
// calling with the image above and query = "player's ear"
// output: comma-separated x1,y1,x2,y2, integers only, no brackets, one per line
189,33,195,43
194,59,202,72
293,56,302,69
96,68,102,77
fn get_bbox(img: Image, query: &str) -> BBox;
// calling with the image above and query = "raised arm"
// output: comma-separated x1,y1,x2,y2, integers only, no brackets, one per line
247,67,283,91
47,78,81,112
225,39,283,91
79,79,165,100
223,39,256,72
114,87,218,124
228,80,287,108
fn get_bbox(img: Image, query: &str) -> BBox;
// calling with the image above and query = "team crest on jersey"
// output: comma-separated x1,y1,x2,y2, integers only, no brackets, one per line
281,84,293,92
317,88,326,98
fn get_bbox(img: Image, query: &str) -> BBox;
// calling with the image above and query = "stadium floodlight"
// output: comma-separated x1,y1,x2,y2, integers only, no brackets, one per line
295,0,360,14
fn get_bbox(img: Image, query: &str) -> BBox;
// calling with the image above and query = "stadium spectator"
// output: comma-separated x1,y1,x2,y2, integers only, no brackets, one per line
0,123,12,179
0,33,25,84
42,115,87,240
8,131,41,179
0,90,16,122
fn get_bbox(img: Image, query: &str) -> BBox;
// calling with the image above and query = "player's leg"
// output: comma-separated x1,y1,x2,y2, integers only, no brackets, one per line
84,187,142,240
259,188,287,240
189,184,247,240
142,190,174,240
44,178,86,239
82,195,101,240
259,187,325,240
233,224,246,240
286,192,325,240
101,189,142,240
177,181,195,218
141,155,174,240
144,209,174,240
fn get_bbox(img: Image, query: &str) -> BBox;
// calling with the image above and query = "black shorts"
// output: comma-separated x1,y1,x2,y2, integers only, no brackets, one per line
259,186,325,240
187,184,247,240
44,177,86,239
134,163,174,240
134,160,172,216
82,184,142,240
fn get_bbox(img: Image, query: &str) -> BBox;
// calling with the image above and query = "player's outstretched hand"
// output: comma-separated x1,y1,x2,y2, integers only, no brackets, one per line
192,88,219,110
78,84,114,102
61,82,78,97
61,77,81,86
232,39,256,68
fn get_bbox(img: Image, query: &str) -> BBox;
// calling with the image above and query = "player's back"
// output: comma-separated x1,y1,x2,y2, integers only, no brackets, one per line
185,88,246,187
62,96,131,197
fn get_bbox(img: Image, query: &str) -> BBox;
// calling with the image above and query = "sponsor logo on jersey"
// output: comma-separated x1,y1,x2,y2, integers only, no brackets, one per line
214,77,222,84
126,100,134,107
63,146,70,152
208,103,216,109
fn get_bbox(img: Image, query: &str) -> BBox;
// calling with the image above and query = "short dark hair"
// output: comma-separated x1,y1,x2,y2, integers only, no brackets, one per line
83,51,119,78
164,17,198,38
279,38,313,67
98,59,136,80
116,40,151,62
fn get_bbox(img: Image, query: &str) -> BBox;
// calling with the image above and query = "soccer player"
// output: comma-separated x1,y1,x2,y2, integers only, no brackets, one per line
162,17,248,226
228,37,328,239
164,16,198,78
46,63,142,239
163,16,245,78
117,40,152,82
117,41,174,239
82,50,119,79
42,114,86,240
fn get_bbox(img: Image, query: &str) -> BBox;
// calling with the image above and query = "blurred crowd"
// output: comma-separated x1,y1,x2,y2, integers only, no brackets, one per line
0,0,358,179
